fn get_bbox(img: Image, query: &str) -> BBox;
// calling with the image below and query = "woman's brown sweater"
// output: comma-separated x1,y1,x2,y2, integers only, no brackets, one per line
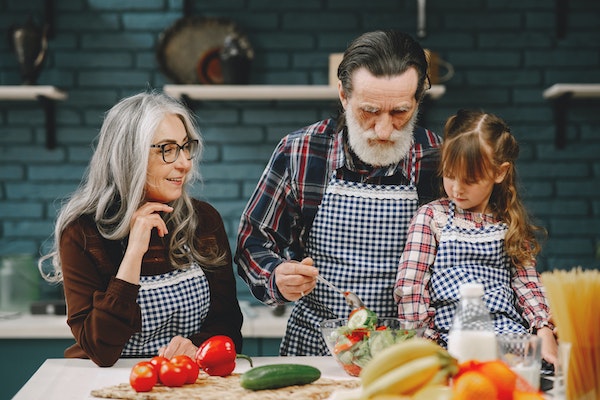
59,199,243,367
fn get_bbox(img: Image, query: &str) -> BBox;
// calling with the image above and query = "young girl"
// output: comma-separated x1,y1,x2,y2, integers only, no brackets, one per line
394,109,557,364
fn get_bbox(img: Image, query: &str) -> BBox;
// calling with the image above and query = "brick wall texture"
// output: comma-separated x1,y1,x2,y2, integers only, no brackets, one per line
1,0,599,301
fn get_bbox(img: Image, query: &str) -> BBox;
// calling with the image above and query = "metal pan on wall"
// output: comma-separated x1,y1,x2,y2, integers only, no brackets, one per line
156,16,252,84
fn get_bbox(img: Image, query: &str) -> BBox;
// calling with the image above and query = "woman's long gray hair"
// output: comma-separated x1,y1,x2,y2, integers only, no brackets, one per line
40,90,224,282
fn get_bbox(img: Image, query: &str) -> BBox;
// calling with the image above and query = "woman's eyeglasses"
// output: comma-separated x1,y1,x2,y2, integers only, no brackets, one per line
150,139,199,163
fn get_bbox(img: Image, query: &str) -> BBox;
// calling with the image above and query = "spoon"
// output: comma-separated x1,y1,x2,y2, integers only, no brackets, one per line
316,274,365,309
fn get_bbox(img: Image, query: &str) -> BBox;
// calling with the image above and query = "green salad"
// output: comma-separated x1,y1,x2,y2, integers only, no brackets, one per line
326,307,420,376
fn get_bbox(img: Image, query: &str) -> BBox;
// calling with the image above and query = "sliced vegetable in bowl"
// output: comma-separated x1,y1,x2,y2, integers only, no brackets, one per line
320,314,425,377
347,306,378,330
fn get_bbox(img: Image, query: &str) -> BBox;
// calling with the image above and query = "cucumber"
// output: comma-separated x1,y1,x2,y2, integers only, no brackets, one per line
347,306,377,329
239,363,321,390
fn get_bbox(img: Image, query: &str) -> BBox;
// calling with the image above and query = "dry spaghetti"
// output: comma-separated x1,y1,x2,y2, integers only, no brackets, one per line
542,268,600,400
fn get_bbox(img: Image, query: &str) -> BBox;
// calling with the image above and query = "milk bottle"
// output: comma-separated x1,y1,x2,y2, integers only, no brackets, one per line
447,282,497,363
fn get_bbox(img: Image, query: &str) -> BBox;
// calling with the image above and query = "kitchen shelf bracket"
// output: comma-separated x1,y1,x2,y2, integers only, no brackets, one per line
38,95,57,149
543,83,600,149
0,85,67,149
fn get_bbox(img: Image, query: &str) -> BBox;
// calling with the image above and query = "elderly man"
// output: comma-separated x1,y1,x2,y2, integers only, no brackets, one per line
236,30,442,355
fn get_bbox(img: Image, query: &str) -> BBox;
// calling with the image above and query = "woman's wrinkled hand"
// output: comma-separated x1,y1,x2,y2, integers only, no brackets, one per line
158,335,198,360
116,202,173,284
128,202,173,255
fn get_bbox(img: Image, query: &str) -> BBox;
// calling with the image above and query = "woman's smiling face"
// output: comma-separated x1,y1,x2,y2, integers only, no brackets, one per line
145,113,192,203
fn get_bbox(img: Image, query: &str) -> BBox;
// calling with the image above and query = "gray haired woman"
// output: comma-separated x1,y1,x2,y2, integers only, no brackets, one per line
39,91,243,367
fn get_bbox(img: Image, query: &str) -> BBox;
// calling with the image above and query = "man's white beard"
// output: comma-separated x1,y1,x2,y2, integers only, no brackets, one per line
346,107,417,167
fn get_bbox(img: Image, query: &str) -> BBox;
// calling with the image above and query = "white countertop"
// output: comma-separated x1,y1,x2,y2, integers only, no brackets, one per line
10,355,562,400
13,356,353,400
0,303,290,339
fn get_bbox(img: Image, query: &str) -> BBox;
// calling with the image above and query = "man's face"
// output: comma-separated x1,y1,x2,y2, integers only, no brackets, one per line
340,68,420,167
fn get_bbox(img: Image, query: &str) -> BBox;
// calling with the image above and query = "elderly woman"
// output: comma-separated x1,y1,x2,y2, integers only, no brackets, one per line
39,91,243,367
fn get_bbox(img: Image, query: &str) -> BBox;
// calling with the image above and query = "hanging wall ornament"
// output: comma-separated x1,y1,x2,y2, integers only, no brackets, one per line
8,16,48,85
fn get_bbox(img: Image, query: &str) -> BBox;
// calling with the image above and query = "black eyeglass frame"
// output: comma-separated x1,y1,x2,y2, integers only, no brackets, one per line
149,139,199,164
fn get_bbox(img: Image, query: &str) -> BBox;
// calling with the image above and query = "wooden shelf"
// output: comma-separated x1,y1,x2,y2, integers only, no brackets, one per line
0,85,67,101
163,84,446,101
0,85,68,149
543,83,600,148
543,83,600,100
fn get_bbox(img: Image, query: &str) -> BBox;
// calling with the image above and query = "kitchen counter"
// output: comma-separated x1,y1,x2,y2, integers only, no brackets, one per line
13,356,353,400
11,356,562,400
0,303,292,399
0,302,290,339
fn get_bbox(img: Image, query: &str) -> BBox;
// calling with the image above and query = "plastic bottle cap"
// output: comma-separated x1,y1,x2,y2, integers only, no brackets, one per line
459,282,484,298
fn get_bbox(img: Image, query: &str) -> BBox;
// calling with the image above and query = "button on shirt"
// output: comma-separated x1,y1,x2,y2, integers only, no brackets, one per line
236,117,442,305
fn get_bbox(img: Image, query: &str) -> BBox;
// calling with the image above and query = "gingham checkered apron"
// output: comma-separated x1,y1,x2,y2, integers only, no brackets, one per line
121,263,210,356
280,152,419,355
430,201,527,347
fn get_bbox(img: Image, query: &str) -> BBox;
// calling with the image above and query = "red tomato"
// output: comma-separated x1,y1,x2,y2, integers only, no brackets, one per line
129,361,157,392
149,355,169,382
171,355,200,384
159,361,187,387
347,328,369,342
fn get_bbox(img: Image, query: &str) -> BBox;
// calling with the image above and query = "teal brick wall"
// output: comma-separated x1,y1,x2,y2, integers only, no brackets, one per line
1,0,599,303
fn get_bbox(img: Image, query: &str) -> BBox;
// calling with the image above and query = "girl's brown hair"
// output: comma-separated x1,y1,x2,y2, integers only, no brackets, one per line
441,109,545,268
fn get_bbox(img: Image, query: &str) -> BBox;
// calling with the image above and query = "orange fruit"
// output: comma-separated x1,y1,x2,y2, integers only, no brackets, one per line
455,360,482,380
513,390,544,400
477,360,517,400
452,370,498,400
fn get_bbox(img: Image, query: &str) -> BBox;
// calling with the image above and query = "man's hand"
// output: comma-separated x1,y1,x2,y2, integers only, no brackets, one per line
274,257,318,301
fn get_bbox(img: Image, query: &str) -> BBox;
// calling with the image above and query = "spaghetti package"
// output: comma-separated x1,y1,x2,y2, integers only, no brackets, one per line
542,268,600,400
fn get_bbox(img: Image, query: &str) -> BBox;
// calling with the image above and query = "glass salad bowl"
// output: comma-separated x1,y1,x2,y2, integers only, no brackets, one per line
320,314,425,377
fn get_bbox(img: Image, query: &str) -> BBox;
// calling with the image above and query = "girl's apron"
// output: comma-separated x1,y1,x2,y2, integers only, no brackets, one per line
280,151,419,355
430,201,527,347
121,263,210,356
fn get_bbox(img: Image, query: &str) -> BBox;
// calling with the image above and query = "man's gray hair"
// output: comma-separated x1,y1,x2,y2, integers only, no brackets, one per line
338,30,430,101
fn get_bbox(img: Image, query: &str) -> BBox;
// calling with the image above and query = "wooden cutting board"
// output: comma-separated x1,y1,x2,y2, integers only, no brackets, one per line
91,373,360,400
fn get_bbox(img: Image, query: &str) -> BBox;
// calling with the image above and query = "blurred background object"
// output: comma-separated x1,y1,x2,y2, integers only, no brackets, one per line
0,254,40,314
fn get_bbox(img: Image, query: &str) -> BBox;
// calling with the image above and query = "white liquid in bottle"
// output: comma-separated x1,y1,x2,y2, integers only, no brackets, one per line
446,282,497,364
447,329,497,364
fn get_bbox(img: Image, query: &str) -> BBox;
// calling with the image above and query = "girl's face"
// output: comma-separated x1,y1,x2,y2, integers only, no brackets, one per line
145,114,192,203
443,162,509,214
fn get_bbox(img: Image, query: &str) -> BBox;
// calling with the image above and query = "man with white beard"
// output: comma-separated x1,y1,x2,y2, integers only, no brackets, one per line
235,30,443,356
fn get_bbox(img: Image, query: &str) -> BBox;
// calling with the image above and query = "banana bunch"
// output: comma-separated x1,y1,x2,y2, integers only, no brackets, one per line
356,337,458,399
